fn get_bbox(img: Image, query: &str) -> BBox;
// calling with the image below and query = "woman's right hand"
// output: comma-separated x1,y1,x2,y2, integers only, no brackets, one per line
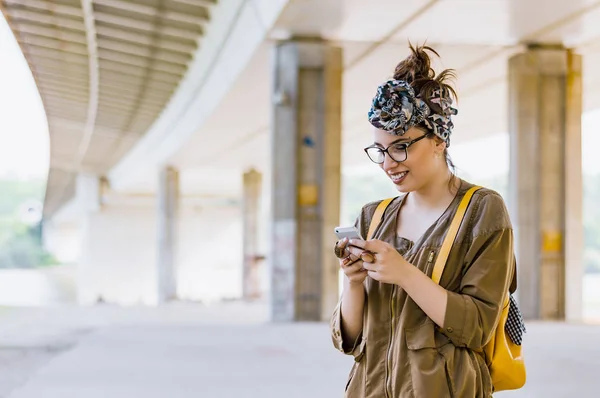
335,238,368,285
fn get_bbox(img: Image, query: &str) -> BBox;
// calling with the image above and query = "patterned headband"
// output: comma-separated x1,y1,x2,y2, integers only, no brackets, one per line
367,79,458,147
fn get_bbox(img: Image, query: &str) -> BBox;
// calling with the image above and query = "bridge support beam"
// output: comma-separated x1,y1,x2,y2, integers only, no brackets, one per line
270,39,343,322
508,45,583,321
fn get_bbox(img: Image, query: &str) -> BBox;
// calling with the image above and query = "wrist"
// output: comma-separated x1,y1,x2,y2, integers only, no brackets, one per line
394,259,413,287
345,276,365,289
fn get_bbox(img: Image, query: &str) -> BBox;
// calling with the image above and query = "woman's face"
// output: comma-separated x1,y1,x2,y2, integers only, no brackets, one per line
370,126,446,193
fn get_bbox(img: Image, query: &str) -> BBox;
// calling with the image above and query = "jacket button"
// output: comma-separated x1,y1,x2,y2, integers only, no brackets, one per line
446,327,454,333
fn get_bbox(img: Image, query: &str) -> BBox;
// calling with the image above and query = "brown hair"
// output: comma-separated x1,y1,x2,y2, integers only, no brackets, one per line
393,43,458,189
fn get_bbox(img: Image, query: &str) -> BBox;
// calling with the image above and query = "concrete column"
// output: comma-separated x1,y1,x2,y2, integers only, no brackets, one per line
76,173,103,304
157,166,179,303
242,169,263,300
508,45,583,321
270,39,342,322
76,173,103,212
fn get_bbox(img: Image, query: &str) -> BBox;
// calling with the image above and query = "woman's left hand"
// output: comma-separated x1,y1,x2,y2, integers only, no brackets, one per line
347,239,409,285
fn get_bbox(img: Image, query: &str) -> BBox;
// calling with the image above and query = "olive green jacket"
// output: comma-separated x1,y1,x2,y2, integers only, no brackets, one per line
331,181,517,398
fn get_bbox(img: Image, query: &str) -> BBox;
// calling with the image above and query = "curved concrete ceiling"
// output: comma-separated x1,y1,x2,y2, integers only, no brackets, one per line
168,0,600,192
4,0,600,213
0,0,218,216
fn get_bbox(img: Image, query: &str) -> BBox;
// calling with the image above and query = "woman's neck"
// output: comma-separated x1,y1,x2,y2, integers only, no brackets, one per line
410,169,459,210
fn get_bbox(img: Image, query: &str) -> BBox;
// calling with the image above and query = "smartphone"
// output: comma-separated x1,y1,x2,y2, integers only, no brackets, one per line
334,226,363,241
334,226,372,267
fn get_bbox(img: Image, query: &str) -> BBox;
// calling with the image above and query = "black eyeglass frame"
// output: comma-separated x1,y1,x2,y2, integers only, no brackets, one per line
363,133,430,164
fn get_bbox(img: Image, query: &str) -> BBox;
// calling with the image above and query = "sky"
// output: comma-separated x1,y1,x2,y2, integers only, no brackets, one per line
0,15,49,180
0,14,597,183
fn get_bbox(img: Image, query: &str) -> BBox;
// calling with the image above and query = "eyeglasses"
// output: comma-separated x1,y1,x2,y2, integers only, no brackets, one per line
364,134,429,164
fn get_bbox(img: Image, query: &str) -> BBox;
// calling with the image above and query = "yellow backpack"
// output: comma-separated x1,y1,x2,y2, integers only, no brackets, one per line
369,186,526,392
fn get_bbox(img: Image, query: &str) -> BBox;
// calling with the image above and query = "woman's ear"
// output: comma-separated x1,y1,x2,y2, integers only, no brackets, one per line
433,136,447,152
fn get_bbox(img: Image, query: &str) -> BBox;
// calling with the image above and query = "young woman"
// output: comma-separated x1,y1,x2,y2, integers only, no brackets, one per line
330,44,520,397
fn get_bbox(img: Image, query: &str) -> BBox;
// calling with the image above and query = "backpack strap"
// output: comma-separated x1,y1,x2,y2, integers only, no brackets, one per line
366,198,395,240
431,186,482,284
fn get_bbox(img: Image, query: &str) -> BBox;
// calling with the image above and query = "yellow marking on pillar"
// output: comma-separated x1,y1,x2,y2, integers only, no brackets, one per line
298,185,319,206
542,231,563,252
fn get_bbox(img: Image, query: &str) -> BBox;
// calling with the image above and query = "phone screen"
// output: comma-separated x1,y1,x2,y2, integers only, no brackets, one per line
334,226,362,241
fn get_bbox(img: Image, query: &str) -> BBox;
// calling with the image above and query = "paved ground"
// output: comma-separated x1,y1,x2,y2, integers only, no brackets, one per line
0,302,598,398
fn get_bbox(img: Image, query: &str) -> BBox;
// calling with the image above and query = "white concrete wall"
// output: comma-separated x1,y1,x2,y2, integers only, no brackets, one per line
0,265,77,306
44,200,245,306
78,203,157,305
177,204,244,303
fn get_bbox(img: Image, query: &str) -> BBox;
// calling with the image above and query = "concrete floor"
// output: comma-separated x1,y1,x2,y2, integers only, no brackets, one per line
0,302,598,398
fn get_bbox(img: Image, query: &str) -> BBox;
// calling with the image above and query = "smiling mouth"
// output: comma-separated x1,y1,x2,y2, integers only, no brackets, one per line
389,171,408,184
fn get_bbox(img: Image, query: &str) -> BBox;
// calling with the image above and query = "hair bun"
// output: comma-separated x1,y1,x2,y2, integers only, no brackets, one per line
393,44,437,83
392,43,457,114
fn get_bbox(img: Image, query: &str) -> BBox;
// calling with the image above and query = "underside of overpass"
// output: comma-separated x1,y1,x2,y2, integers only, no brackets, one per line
0,0,217,217
1,0,598,322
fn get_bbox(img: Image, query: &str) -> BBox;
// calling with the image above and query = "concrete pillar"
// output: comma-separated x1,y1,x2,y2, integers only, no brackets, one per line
42,220,80,265
76,173,103,212
242,169,263,300
76,173,103,303
270,39,342,322
157,166,179,303
508,45,583,321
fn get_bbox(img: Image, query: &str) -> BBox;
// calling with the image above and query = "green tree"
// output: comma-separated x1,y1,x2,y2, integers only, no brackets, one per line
0,178,57,268
0,179,45,214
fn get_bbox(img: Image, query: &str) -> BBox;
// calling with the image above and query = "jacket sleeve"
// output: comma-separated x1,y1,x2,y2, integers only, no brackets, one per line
330,293,367,360
329,200,381,360
441,193,516,350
